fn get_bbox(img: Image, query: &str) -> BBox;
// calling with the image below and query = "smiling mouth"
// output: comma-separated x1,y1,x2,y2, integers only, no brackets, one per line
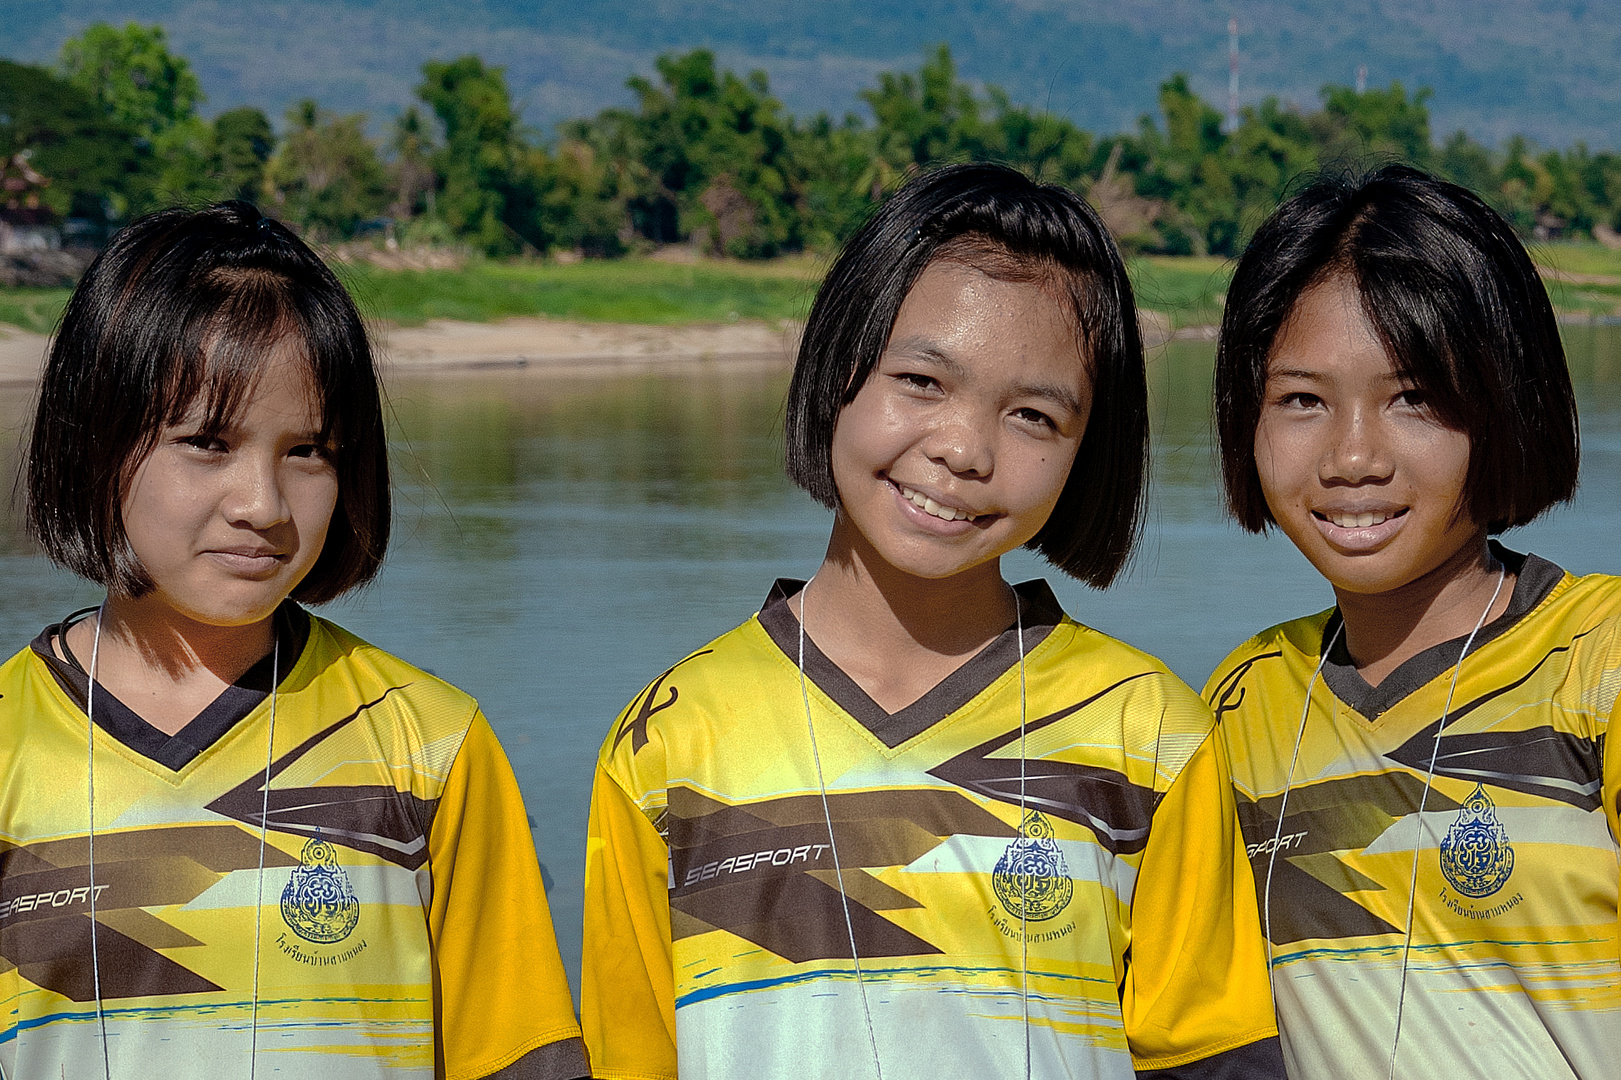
1313,508,1408,528
894,481,983,523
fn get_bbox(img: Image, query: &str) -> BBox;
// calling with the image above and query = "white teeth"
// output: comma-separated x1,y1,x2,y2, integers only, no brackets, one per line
1330,512,1388,528
899,484,971,522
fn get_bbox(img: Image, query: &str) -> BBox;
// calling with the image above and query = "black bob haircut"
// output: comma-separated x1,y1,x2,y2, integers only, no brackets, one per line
785,162,1148,588
26,200,389,603
1215,163,1578,535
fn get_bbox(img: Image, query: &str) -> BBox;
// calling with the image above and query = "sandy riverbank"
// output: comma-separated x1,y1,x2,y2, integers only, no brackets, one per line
0,311,1209,386
0,317,806,386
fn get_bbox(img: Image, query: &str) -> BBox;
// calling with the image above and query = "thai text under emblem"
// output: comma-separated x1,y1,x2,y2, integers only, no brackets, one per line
281,834,361,943
1440,783,1515,898
993,810,1074,921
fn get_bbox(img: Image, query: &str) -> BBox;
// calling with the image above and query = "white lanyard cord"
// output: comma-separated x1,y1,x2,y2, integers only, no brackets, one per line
798,579,884,1080
1387,565,1505,1080
1014,592,1029,1080
87,604,111,1080
247,635,279,1078
796,581,1029,1080
1261,617,1343,986
83,607,279,1080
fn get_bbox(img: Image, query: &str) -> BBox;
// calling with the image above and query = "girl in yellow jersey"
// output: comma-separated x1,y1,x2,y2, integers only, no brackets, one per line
1205,164,1621,1079
582,163,1283,1080
0,203,586,1080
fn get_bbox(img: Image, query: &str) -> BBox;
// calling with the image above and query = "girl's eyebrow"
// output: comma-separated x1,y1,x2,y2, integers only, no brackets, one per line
1265,367,1326,382
1014,381,1086,415
1267,367,1406,385
886,337,964,372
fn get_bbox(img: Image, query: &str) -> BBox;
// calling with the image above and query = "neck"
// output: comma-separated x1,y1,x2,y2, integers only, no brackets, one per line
65,595,279,736
795,515,1017,712
1335,535,1511,687
100,596,277,679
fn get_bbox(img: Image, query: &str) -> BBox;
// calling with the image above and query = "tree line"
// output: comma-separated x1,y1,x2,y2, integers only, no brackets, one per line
4,22,1620,260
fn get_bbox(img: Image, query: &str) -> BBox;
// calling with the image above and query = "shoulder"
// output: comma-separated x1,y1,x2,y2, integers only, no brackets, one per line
1037,616,1205,710
0,646,55,739
300,614,481,739
0,643,38,692
1201,608,1334,704
598,614,776,769
1536,567,1621,629
1036,617,1216,781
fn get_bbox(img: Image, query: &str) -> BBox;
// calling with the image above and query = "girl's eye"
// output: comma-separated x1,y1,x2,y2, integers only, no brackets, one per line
1276,391,1322,409
288,443,329,460
1013,406,1056,430
1397,388,1428,409
180,434,228,453
895,372,940,391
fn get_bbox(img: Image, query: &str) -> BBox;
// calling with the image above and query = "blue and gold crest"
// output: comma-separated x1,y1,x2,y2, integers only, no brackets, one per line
281,834,361,943
993,810,1074,922
1440,783,1515,898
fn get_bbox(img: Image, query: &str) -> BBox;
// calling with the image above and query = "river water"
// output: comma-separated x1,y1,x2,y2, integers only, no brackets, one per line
3,330,1620,991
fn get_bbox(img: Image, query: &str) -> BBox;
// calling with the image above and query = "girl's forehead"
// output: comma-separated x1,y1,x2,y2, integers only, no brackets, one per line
167,332,323,424
1268,277,1389,371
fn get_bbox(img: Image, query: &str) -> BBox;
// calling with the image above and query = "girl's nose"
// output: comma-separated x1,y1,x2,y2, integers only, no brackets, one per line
1321,407,1393,485
923,407,995,477
224,455,292,529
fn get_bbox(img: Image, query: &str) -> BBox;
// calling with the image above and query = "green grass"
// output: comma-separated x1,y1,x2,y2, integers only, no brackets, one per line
0,287,72,335
1532,241,1621,318
7,246,1611,336
1530,240,1621,279
1128,255,1232,329
336,256,825,327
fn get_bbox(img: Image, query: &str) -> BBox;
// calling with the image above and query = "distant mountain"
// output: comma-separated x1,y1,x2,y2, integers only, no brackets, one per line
3,0,1615,148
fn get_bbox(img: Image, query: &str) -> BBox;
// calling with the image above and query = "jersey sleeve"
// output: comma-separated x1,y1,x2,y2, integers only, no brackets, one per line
1122,721,1284,1077
581,762,677,1080
1605,663,1621,944
429,710,588,1080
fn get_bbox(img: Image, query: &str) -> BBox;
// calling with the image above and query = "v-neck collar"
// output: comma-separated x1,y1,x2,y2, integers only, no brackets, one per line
30,602,311,772
757,578,1064,748
1319,544,1564,722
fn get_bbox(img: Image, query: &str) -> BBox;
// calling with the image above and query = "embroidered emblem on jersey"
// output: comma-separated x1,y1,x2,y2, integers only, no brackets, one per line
281,834,360,943
992,810,1073,921
1440,783,1515,898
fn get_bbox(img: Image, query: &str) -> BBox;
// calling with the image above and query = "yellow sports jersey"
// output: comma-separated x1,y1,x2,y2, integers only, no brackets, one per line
1205,547,1621,1080
0,606,586,1080
583,580,1280,1080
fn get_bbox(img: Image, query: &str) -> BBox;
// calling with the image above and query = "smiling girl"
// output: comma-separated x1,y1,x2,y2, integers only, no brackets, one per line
1204,165,1621,1079
582,164,1282,1080
0,204,586,1079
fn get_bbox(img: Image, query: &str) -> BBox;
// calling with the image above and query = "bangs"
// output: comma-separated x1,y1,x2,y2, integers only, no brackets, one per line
142,270,331,462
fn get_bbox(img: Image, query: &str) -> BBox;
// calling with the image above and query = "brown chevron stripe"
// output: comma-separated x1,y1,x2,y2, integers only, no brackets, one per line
1237,774,1463,945
665,785,1017,960
1385,723,1604,810
0,824,299,1000
929,675,1163,855
205,685,441,870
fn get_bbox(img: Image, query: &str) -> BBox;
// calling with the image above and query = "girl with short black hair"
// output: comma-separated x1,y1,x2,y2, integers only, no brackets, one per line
1206,164,1619,1080
3,202,586,1080
584,163,1283,1080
